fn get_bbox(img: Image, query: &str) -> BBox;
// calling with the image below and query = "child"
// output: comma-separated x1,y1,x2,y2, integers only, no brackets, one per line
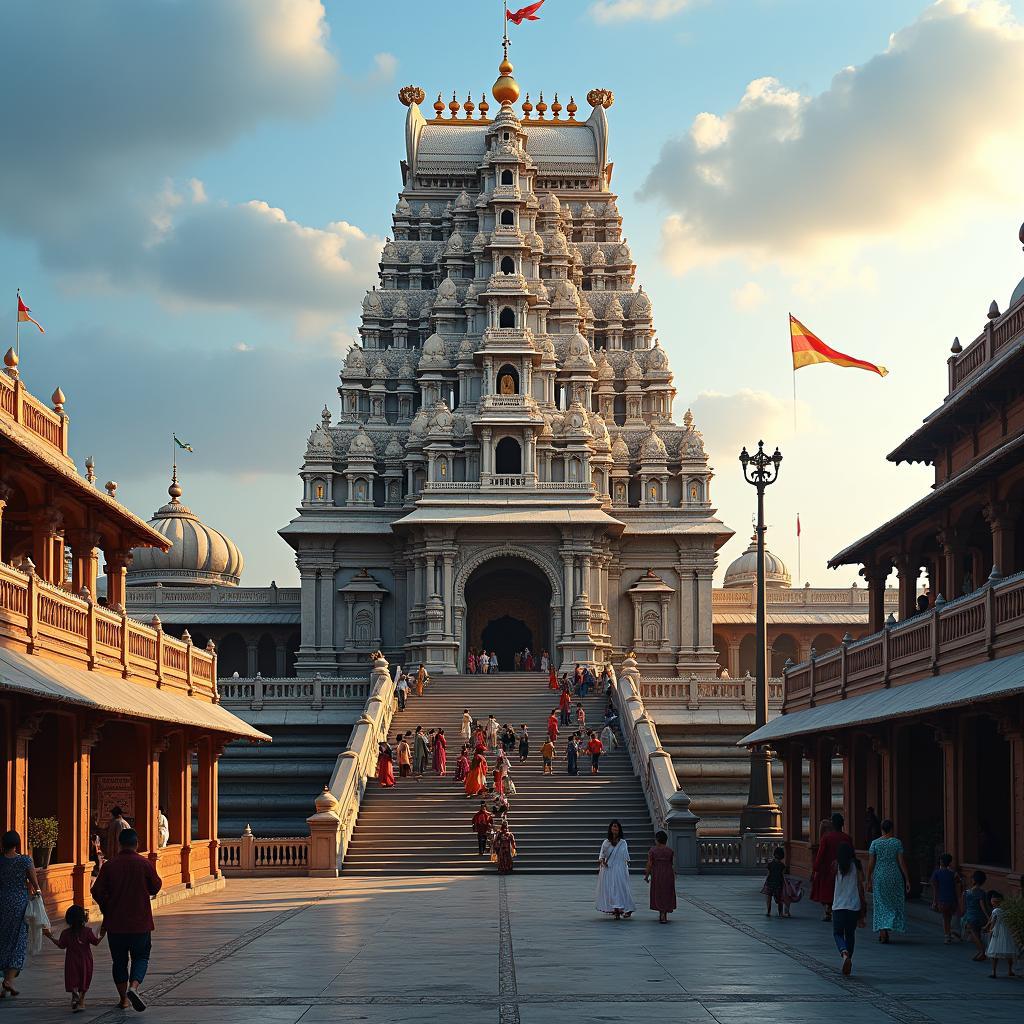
541,738,555,774
961,870,990,961
454,744,471,783
518,724,529,764
983,891,1017,978
576,703,586,732
43,905,102,1013
763,846,790,918
929,853,961,943
587,731,604,774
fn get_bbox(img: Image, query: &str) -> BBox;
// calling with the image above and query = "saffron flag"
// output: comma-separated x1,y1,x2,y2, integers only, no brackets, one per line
790,314,887,377
17,292,44,334
507,1,544,24
173,434,194,452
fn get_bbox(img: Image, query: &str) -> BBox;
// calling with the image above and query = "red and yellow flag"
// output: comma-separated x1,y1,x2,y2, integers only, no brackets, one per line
790,315,886,376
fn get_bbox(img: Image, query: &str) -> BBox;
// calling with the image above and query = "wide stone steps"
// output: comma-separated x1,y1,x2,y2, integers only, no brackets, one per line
344,672,654,873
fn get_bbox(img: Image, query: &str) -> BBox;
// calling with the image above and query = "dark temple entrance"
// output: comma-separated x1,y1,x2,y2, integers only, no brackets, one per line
464,557,552,671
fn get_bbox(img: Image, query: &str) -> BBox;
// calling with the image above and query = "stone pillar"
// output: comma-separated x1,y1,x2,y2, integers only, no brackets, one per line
245,637,258,677
298,564,318,654
68,530,101,598
894,555,918,620
319,568,335,656
442,551,455,634
938,531,961,600
728,639,741,678
861,563,888,633
561,549,574,634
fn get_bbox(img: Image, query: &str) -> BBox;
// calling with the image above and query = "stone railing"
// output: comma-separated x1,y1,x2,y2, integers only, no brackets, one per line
640,673,784,707
711,585,899,612
0,370,69,457
948,299,1024,394
218,674,369,709
126,584,300,608
218,827,310,875
305,656,396,875
611,656,699,872
480,393,532,410
783,569,1024,711
697,836,775,873
0,561,216,695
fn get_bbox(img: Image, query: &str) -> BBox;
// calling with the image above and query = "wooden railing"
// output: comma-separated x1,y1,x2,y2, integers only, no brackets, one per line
0,372,69,457
639,673,784,707
218,675,369,708
218,828,310,875
0,561,216,695
783,569,1024,711
948,299,1024,394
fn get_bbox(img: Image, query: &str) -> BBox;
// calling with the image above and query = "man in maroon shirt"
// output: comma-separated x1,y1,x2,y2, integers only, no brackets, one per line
92,828,162,1012
812,812,854,921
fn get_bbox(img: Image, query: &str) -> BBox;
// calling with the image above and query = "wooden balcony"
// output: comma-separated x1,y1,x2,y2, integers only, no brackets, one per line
948,299,1024,394
782,569,1024,713
0,370,69,458
0,561,217,696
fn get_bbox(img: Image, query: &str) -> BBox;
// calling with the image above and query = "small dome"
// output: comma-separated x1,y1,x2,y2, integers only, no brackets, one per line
392,294,409,318
723,534,792,590
345,345,367,370
639,428,667,462
630,288,652,318
565,331,596,369
596,352,614,381
581,202,596,220
347,426,376,458
549,230,569,256
611,436,630,464
420,332,449,368
418,201,433,218
591,246,607,267
646,339,669,372
128,475,244,587
384,436,405,461
396,196,412,216
541,193,561,214
624,354,642,381
446,231,464,254
408,408,430,438
362,290,383,314
605,296,624,321
472,231,488,249
435,275,458,302
455,190,473,212
370,359,387,381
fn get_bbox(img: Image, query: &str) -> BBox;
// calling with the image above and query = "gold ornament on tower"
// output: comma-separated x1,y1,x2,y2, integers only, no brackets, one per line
492,56,520,105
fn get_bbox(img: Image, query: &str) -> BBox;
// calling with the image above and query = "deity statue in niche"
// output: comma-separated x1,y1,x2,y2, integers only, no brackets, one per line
690,483,699,500
499,373,516,395
615,482,626,501
440,459,447,478
355,481,366,500
649,484,658,500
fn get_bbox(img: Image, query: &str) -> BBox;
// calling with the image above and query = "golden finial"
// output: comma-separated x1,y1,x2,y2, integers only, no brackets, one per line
433,92,445,118
551,93,562,120
51,387,65,413
536,92,547,119
521,93,533,120
398,85,425,107
587,88,615,109
463,93,475,119
492,55,520,105
567,96,578,120
449,91,460,119
479,93,490,119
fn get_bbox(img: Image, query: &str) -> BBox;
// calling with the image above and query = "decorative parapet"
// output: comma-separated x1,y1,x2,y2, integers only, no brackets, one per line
639,673,783,708
611,656,698,873
218,675,368,710
305,655,396,876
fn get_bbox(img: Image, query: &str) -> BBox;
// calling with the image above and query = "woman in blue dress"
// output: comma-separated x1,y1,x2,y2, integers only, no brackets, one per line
866,818,909,943
1,831,42,997
567,734,580,776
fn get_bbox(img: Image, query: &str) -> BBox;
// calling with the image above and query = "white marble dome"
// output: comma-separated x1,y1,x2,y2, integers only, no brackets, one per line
723,534,792,590
128,476,243,587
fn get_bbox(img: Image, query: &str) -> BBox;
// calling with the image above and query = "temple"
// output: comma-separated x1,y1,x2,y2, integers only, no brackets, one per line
281,60,732,678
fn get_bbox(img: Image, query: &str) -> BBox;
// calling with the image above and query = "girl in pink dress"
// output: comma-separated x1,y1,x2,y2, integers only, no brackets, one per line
44,905,102,1012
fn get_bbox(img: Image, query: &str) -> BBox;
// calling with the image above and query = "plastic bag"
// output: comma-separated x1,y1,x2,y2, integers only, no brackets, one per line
23,893,50,956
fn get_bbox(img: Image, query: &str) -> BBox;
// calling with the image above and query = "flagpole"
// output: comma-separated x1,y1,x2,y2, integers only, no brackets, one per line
15,289,21,360
797,513,802,587
503,0,509,57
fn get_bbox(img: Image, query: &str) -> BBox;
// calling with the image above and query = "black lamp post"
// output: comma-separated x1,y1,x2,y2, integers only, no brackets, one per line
738,440,783,835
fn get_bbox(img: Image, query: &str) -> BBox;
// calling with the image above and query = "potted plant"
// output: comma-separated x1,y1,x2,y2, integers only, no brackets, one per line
1003,895,1024,951
27,816,59,869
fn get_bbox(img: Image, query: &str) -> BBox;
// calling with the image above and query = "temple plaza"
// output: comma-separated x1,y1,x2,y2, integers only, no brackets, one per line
2,5,1024,1023
6,875,1022,1024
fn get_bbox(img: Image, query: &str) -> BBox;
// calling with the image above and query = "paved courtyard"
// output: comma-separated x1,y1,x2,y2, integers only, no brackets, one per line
5,874,1020,1024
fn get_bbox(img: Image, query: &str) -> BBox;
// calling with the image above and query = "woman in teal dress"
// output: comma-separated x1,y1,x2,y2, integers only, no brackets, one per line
866,819,909,942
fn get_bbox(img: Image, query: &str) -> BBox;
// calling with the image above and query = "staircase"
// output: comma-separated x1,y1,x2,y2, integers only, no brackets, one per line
218,724,352,838
344,673,653,873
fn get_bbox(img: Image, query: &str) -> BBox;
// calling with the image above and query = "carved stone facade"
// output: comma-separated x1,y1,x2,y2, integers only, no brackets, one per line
280,62,733,675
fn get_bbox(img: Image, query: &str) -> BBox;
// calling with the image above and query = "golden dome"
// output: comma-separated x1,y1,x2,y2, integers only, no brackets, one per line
492,57,520,105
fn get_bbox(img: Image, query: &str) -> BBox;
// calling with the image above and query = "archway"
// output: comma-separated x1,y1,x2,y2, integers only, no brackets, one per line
465,556,552,671
499,307,516,328
495,437,522,474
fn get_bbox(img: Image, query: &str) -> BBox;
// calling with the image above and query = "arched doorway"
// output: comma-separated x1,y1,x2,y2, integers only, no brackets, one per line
495,437,522,475
465,556,552,671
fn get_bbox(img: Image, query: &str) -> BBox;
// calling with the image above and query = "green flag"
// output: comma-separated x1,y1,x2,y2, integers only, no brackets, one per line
173,434,194,453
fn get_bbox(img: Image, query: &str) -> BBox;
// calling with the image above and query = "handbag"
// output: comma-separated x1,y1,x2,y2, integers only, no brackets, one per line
23,893,50,957
783,875,805,903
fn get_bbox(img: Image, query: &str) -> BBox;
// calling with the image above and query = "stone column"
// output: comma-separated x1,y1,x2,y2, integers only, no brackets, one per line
561,548,574,634
68,530,101,598
938,530,960,600
442,551,455,635
481,428,492,477
245,637,258,677
728,639,741,678
298,563,318,655
319,568,336,657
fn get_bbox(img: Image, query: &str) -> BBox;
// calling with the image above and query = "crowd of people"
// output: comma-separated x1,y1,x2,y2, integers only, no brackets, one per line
760,811,1020,978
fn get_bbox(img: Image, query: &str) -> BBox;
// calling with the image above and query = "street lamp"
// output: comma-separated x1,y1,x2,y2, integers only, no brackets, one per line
739,440,783,836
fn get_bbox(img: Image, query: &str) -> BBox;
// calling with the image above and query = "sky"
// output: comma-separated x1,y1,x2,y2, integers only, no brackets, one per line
3,0,1023,588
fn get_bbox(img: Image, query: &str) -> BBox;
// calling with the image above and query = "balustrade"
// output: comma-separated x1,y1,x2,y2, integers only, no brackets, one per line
783,570,1024,711
217,675,368,707
0,373,68,455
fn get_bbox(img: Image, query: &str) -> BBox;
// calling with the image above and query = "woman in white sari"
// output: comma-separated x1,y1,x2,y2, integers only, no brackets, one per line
596,820,635,918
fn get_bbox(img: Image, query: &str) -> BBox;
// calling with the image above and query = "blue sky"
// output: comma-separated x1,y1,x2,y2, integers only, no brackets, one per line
3,0,1023,587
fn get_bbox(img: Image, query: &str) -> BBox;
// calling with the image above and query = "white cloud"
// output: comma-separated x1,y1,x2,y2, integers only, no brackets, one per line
642,1,1024,275
590,0,695,22
686,388,801,457
731,281,765,311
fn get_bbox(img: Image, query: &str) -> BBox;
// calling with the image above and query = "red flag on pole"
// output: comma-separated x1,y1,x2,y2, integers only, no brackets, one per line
796,513,801,538
507,1,545,24
17,292,45,334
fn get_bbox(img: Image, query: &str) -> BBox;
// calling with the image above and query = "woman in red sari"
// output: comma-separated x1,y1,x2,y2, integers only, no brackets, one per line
548,666,559,690
454,744,471,783
464,748,488,798
433,729,447,776
376,741,395,788
492,821,516,873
